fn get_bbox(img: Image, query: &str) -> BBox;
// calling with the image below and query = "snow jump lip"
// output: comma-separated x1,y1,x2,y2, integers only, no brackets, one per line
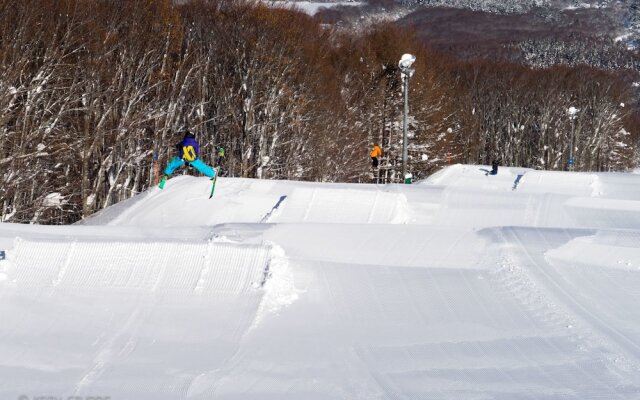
3,238,271,293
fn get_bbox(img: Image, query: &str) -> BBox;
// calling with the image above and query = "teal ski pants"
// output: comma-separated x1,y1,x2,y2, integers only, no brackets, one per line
165,157,215,178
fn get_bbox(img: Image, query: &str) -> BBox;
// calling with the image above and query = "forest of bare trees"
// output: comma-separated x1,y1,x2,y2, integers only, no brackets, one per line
1,0,638,224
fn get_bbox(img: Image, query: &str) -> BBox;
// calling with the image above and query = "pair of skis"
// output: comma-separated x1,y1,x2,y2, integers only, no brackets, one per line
208,173,217,198
158,171,217,199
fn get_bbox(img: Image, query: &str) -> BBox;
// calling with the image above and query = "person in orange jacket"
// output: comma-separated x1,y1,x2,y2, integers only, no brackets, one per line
370,145,382,168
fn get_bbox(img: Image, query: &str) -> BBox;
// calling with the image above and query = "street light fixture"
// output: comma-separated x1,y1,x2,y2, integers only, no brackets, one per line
399,54,416,183
567,106,579,171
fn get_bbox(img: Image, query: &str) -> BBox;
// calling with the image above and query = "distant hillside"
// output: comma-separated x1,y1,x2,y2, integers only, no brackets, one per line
398,6,638,69
315,0,640,70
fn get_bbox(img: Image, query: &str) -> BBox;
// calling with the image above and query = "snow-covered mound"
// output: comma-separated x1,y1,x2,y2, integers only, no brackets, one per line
1,164,640,399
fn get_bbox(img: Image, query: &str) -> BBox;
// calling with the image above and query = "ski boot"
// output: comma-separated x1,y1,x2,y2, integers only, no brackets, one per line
159,175,168,189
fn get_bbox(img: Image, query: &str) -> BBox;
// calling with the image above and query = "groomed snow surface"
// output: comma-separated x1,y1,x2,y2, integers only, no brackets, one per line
1,164,640,399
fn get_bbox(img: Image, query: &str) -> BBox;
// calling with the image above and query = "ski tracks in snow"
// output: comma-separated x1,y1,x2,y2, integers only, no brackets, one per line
259,195,288,223
482,226,640,397
247,244,303,331
74,306,145,395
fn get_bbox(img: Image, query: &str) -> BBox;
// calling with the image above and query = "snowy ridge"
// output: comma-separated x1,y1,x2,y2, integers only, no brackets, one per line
1,164,640,399
6,238,270,294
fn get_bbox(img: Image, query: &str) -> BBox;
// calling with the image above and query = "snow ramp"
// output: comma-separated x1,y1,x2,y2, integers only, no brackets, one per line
82,176,411,226
0,237,276,399
6,238,269,293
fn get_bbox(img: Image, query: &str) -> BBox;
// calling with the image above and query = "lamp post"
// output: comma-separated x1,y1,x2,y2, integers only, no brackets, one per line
567,106,579,171
399,54,416,183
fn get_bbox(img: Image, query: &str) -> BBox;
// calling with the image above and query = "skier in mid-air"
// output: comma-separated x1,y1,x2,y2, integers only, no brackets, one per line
160,131,215,188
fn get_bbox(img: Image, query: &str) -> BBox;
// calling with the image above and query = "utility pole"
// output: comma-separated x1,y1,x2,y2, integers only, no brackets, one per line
403,73,409,179
568,106,579,171
398,54,416,183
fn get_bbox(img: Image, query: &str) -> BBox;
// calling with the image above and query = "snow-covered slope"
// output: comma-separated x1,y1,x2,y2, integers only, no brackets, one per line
264,1,365,16
1,164,640,399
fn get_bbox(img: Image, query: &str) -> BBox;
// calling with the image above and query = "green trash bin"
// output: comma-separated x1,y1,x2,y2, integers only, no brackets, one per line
404,173,413,184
